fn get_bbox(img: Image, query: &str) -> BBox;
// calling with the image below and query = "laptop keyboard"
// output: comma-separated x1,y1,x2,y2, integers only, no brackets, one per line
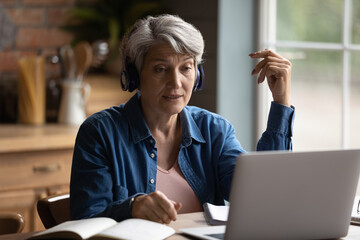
205,233,224,239
351,216,360,225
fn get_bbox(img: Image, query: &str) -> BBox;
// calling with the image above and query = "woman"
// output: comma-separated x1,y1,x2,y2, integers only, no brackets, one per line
70,14,294,224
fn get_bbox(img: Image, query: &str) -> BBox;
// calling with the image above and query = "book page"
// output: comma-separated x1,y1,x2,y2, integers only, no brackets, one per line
90,218,175,240
30,217,117,240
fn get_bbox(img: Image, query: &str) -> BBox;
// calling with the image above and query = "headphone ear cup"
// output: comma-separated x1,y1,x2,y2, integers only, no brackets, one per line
194,64,205,91
120,58,140,92
120,70,129,91
126,64,140,92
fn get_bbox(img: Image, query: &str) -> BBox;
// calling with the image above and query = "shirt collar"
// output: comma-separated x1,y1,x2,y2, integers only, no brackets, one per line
124,92,206,146
180,107,206,146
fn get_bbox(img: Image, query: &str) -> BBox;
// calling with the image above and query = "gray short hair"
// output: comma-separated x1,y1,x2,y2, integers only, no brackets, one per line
121,14,205,72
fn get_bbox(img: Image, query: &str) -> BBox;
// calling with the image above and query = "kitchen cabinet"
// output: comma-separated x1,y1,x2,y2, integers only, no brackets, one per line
0,75,134,232
0,124,77,232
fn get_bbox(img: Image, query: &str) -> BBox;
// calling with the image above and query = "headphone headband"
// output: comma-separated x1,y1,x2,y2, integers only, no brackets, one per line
121,59,205,92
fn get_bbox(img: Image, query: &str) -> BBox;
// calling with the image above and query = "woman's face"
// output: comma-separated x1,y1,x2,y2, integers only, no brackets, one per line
139,43,196,118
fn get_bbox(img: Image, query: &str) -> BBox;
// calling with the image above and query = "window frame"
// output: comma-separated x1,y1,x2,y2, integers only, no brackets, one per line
257,0,356,149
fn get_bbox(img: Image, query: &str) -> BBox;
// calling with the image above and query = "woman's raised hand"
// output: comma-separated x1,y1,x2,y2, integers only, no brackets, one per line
249,49,292,107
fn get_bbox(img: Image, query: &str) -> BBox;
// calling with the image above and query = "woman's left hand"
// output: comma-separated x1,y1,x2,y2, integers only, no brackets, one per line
249,49,292,107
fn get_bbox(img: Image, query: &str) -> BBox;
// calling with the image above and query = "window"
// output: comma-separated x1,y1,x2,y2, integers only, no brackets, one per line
258,0,360,150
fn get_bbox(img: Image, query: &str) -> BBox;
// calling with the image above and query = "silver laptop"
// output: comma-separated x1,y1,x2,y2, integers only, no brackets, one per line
180,149,360,240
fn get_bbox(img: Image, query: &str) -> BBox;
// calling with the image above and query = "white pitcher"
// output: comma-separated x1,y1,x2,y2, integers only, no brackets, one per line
58,81,91,125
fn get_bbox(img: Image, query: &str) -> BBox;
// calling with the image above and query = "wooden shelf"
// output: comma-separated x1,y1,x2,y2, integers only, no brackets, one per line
84,74,135,116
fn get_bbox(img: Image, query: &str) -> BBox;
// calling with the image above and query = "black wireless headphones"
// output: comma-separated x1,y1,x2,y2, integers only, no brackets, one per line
120,57,205,92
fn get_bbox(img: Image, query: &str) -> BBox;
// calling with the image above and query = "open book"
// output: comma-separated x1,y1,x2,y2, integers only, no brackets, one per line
28,217,175,240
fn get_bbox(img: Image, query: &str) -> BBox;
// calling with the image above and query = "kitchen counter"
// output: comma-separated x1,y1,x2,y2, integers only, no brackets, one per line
0,74,134,154
0,124,79,153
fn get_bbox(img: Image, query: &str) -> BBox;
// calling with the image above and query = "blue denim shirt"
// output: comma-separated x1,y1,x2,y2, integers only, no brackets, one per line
70,92,294,221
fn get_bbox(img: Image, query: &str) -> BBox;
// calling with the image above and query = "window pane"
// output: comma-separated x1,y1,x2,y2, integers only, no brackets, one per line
350,52,360,148
276,0,343,43
351,0,360,44
278,48,342,150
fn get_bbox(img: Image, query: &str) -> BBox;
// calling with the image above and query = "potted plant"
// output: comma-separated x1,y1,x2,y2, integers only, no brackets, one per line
61,0,167,74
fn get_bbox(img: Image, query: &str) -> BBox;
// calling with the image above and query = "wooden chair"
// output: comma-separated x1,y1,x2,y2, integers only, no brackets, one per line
37,193,70,229
0,212,25,234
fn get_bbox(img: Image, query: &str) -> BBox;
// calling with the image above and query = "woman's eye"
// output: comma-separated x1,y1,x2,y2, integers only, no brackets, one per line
154,66,166,73
182,66,193,74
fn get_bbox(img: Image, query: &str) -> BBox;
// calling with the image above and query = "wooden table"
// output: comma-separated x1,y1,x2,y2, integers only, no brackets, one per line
167,212,208,239
0,212,360,240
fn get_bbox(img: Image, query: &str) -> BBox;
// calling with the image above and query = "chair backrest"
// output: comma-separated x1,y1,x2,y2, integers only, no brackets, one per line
0,212,25,234
37,193,70,229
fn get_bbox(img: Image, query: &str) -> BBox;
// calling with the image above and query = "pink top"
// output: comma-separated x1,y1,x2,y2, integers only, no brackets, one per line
156,161,203,213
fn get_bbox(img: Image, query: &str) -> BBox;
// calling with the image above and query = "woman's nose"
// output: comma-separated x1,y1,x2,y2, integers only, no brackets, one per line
167,69,182,89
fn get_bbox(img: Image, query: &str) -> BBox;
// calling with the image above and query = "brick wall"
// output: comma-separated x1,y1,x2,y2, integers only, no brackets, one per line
0,0,75,75
0,0,76,122
0,0,218,122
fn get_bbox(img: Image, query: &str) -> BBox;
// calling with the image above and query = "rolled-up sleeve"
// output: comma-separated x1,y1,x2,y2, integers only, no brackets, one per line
256,102,295,151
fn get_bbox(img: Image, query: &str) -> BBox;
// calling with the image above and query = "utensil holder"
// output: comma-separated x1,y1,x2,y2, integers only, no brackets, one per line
58,81,91,125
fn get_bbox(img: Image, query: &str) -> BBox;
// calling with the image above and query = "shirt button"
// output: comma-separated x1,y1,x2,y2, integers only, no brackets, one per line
149,139,154,144
150,153,155,158
149,178,155,184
